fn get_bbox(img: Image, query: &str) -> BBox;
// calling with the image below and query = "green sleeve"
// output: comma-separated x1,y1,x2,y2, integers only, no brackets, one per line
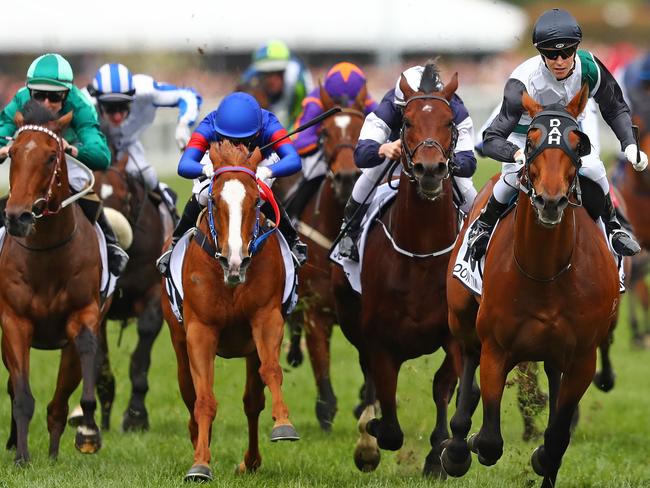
67,88,110,170
0,89,29,147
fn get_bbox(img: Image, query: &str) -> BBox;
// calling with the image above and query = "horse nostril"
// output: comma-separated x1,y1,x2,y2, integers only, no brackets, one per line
437,162,448,175
413,163,425,178
333,173,343,183
557,196,569,210
218,255,229,269
532,195,545,209
18,212,34,226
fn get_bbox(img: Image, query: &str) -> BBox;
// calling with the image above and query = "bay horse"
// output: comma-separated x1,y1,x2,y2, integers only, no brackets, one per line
0,101,103,462
442,85,620,488
284,83,365,431
332,63,462,475
162,140,298,481
90,150,172,431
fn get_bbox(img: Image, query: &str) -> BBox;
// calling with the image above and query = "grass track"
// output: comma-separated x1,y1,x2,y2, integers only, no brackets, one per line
0,161,649,487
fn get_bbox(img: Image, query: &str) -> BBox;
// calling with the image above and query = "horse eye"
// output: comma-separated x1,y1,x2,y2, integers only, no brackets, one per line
404,119,412,128
48,154,57,164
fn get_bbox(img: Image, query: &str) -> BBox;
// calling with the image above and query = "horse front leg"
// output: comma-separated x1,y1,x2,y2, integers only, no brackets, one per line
96,317,115,431
68,304,102,454
593,327,616,392
532,350,597,488
47,343,82,459
1,316,34,464
285,308,304,367
123,296,164,432
251,306,299,442
2,348,17,451
353,351,380,472
236,354,265,474
423,338,461,478
184,319,218,482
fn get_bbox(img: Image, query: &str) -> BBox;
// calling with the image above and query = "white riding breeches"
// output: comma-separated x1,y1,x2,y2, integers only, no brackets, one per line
301,150,327,181
67,155,92,193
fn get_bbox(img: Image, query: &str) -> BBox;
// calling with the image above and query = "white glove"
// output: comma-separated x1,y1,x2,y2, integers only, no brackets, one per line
513,148,526,166
624,144,648,172
202,164,214,179
255,165,273,184
175,123,192,151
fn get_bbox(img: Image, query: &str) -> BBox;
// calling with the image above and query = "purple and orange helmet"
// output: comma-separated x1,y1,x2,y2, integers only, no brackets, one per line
323,62,367,105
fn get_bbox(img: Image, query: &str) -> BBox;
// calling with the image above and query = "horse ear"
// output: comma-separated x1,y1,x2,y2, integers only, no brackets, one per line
208,142,219,169
567,84,589,119
399,74,415,102
248,147,263,167
521,90,542,118
441,72,458,101
14,111,24,128
319,81,335,110
55,111,74,131
354,82,368,112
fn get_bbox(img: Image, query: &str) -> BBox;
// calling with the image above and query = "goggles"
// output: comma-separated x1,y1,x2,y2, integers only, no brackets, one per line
538,44,578,61
30,89,68,103
100,102,131,114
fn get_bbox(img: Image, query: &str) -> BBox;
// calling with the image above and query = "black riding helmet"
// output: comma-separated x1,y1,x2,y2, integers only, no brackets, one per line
532,8,582,49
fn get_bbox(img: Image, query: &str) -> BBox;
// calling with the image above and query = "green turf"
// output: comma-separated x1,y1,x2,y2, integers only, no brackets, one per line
1,162,649,487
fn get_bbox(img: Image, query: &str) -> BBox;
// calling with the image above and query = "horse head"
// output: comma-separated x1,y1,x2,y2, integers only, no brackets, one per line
318,82,365,203
522,84,591,227
207,140,264,286
5,100,73,237
398,61,458,200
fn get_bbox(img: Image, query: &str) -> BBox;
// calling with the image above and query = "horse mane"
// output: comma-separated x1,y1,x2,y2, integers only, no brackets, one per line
418,59,442,94
21,99,56,125
212,140,250,165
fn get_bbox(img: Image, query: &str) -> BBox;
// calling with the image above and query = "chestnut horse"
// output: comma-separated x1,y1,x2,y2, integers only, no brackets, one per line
284,84,365,430
332,63,461,475
162,141,298,481
442,86,619,488
91,151,171,430
0,101,103,462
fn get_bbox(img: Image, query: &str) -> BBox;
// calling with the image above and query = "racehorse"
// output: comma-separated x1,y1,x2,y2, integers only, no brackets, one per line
332,62,462,475
284,83,365,430
442,85,620,488
91,150,172,430
162,140,298,481
0,101,103,462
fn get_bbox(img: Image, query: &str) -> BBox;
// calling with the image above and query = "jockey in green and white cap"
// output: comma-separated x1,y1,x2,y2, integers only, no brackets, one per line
25,53,74,91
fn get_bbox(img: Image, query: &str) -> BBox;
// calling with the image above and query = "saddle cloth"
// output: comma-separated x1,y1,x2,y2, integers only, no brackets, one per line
164,228,298,323
452,213,625,295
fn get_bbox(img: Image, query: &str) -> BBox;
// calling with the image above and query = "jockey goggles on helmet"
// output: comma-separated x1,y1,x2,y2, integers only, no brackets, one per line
99,100,132,115
30,89,68,103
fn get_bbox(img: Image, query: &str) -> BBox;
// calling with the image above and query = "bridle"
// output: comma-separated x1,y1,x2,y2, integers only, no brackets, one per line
399,95,458,181
321,108,365,177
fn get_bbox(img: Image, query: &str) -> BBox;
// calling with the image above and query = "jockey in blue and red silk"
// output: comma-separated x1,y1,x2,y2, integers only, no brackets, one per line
286,62,377,218
157,92,307,275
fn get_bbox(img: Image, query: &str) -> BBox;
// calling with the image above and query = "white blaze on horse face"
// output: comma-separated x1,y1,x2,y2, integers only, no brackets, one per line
422,104,433,112
100,184,114,199
334,115,351,138
222,179,246,269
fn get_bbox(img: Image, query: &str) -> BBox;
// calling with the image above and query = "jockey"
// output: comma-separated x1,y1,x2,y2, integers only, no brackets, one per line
287,61,377,218
467,8,649,260
0,53,129,276
88,63,203,221
337,65,478,262
156,92,307,276
240,40,313,128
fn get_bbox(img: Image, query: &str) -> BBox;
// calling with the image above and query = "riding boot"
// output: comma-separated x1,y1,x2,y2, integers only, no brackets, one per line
154,184,180,225
467,194,509,260
261,200,308,266
156,195,203,276
97,210,130,276
337,197,370,262
603,192,641,256
285,176,325,219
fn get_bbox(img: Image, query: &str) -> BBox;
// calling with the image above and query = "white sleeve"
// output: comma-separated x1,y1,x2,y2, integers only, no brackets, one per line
455,116,475,153
359,112,391,144
134,74,201,126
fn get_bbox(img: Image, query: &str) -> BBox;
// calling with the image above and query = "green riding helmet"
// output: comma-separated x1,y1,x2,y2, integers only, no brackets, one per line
253,40,291,73
26,53,74,91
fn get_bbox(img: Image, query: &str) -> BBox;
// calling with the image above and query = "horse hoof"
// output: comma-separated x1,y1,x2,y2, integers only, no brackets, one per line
440,446,471,478
423,453,447,479
184,464,213,482
286,348,303,368
592,371,615,392
74,427,102,454
316,399,337,432
531,446,547,477
353,445,380,472
122,408,149,432
6,436,16,451
67,405,84,427
270,424,300,442
467,433,478,453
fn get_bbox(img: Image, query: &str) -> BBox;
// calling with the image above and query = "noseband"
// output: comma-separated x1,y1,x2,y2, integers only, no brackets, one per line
400,95,458,181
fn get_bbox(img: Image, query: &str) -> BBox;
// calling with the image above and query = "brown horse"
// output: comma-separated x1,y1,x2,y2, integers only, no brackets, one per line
90,151,172,430
284,83,365,430
442,86,620,488
162,141,298,481
332,63,462,475
0,101,103,462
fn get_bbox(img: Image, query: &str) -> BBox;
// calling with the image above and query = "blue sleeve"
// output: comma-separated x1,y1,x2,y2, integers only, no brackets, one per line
354,140,383,169
268,143,302,178
450,94,470,125
374,89,403,132
177,114,214,178
453,150,477,177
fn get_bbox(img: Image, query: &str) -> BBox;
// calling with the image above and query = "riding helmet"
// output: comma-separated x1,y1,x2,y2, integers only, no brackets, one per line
252,40,291,73
532,8,582,49
92,63,136,102
26,53,74,91
213,92,262,139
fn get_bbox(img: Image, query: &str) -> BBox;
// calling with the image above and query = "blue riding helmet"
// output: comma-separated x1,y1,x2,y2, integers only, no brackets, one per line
213,92,262,139
92,63,136,102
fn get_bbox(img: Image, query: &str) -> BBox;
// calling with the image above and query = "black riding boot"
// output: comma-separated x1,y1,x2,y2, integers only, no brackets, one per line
97,210,130,276
154,184,180,225
285,176,325,220
337,197,370,262
156,195,203,276
603,192,640,256
261,200,308,265
467,194,509,260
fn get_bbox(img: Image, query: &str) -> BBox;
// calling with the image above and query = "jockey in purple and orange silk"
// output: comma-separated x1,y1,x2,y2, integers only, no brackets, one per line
287,62,377,218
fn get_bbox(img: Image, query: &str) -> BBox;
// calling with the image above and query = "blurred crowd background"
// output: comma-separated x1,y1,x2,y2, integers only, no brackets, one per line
1,0,649,176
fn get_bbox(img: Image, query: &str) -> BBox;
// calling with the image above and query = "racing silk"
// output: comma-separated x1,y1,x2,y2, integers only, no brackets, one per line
292,87,377,156
241,57,313,128
483,50,635,163
616,56,650,129
95,74,202,152
354,88,477,177
178,108,301,179
0,86,110,170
